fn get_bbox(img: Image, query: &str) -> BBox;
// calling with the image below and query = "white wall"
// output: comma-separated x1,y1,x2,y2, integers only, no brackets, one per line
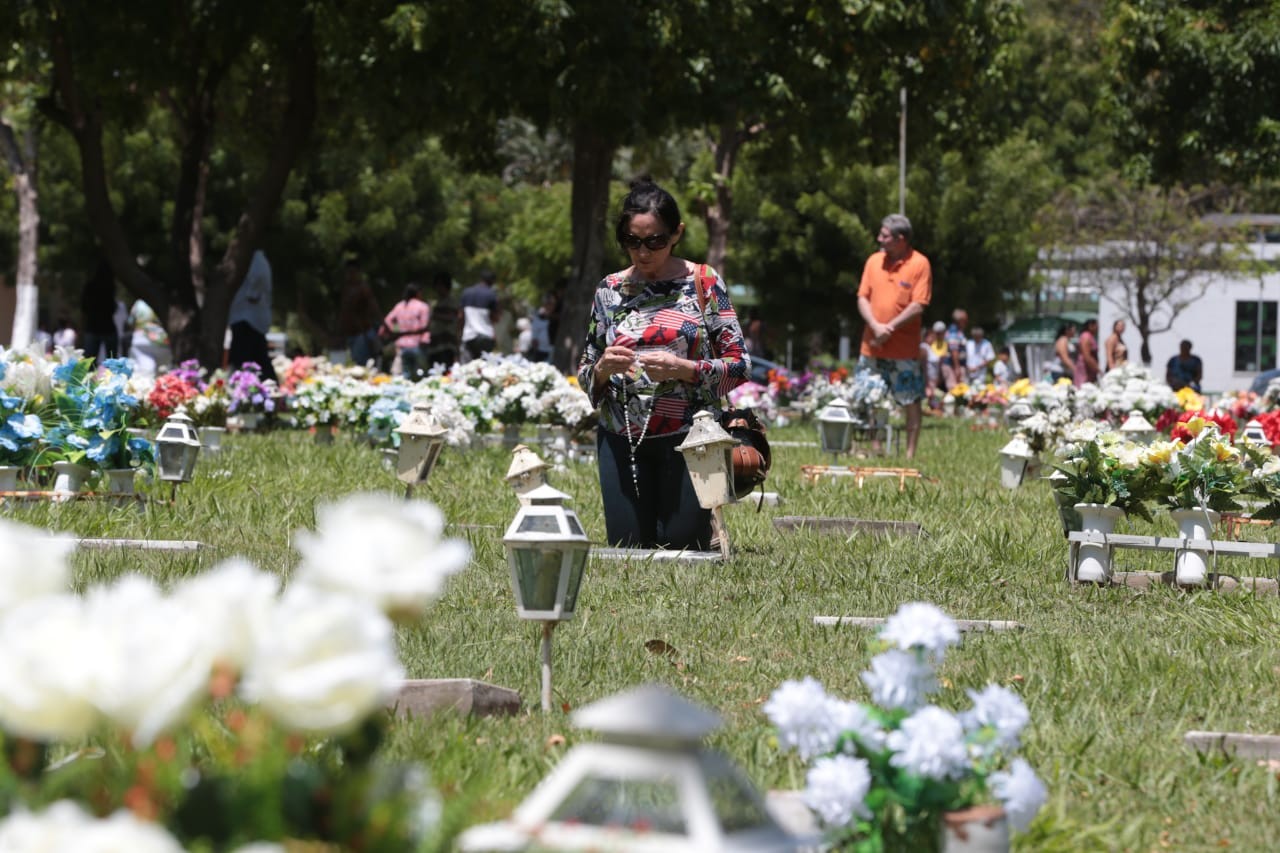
1096,267,1280,394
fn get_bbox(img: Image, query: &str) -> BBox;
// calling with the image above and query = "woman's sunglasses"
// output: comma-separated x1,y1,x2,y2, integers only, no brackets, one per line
620,232,672,251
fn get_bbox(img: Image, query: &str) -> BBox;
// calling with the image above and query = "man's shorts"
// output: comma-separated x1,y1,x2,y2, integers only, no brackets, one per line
856,355,925,406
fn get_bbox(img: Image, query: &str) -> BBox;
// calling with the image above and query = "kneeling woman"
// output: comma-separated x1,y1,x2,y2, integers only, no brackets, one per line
577,178,751,549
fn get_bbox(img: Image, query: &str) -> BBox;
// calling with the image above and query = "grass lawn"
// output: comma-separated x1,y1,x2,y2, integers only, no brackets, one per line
13,417,1280,851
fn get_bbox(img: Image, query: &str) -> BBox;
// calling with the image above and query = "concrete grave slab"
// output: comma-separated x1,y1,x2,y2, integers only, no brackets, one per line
391,678,522,721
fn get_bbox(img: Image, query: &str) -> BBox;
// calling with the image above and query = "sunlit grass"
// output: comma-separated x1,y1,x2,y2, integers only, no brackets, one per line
10,418,1280,850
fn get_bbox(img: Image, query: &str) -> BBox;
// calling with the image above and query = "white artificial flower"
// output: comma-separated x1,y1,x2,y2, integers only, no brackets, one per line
0,518,75,614
0,594,100,741
802,754,872,828
988,757,1048,832
826,698,887,753
171,558,280,671
961,684,1030,753
292,493,470,621
879,602,961,661
81,576,214,746
763,677,838,760
860,649,937,712
887,705,970,781
241,585,404,735
0,801,186,853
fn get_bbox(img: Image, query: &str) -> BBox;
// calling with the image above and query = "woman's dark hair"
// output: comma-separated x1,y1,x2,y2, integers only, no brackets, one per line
1055,323,1073,338
401,282,421,302
431,270,452,292
614,175,681,250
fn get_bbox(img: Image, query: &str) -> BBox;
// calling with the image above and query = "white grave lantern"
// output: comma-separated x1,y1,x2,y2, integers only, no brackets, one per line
816,398,856,461
155,412,201,483
394,404,446,489
505,444,551,503
1003,399,1034,427
456,684,803,853
675,411,738,510
1243,419,1272,448
998,435,1034,489
1119,410,1156,445
503,483,590,711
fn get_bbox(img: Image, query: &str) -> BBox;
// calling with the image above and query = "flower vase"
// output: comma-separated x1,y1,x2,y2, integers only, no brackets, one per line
550,426,571,465
1171,508,1220,587
104,468,137,505
941,805,1010,853
0,465,20,493
201,426,226,453
50,461,92,502
502,423,522,448
381,448,399,472
311,424,336,445
238,412,262,432
1074,502,1124,583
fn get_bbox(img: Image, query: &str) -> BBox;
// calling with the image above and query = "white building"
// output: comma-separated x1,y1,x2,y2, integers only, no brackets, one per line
1039,220,1280,394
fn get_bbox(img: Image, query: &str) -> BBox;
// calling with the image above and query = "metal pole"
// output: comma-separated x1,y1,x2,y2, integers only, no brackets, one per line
711,505,732,559
898,87,907,216
540,621,555,712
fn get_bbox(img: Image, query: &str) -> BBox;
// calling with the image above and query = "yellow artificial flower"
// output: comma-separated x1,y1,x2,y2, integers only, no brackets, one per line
1144,441,1176,465
950,383,970,397
1054,376,1073,387
1175,387,1204,411
1008,378,1032,397
566,375,580,387
1182,416,1209,437
371,374,392,385
1212,441,1241,463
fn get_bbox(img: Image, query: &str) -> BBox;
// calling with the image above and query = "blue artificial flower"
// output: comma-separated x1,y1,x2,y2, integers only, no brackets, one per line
86,432,119,464
52,360,79,383
102,357,133,378
7,413,42,439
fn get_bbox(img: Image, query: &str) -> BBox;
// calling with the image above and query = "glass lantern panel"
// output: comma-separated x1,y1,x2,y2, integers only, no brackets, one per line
565,514,584,537
561,549,586,612
517,513,562,535
549,775,687,835
701,762,772,833
513,549,565,612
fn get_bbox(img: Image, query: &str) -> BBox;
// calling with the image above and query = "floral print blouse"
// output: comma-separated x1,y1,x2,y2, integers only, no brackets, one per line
577,266,750,439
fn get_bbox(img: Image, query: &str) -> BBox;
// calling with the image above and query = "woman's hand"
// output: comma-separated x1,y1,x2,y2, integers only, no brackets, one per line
637,349,692,383
595,344,639,382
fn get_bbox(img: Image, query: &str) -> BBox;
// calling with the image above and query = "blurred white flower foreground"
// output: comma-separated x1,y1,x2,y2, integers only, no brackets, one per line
0,492,470,848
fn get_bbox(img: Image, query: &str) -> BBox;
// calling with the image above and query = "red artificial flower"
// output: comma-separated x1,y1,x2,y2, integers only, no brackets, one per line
1168,409,1238,444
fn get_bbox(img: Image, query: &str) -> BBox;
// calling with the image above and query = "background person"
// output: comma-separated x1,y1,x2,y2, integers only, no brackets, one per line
578,177,750,550
1166,339,1203,392
460,270,500,360
337,259,383,367
381,282,431,378
965,326,995,386
942,308,968,391
126,299,172,378
1047,322,1076,383
1105,319,1128,372
227,249,277,383
855,213,932,459
1074,318,1100,386
80,258,120,363
424,271,460,368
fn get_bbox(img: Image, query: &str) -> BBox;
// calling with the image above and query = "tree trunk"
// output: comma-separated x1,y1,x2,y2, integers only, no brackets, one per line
0,122,38,349
44,11,317,371
703,119,741,276
554,120,615,371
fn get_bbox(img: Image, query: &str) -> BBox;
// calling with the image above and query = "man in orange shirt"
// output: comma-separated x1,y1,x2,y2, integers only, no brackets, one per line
856,214,933,459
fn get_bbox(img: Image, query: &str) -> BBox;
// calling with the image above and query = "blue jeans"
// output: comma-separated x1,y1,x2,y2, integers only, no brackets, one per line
597,430,711,550
348,330,379,366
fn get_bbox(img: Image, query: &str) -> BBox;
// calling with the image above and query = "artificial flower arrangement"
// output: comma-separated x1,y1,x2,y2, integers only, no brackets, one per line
286,375,343,430
226,363,278,417
0,365,47,471
849,370,891,423
43,357,155,476
1073,365,1178,422
144,371,199,423
767,366,809,408
539,382,596,432
1050,421,1156,522
727,380,779,426
1154,407,1237,442
1149,418,1272,514
0,491,471,849
1009,407,1072,456
765,602,1047,852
